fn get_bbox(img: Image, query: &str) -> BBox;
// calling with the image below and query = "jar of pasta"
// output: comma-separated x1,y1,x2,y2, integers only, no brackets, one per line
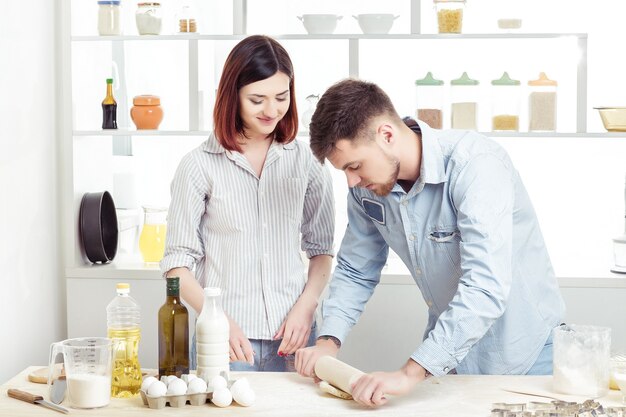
450,72,479,130
491,72,520,132
528,72,557,132
434,0,465,34
415,72,444,129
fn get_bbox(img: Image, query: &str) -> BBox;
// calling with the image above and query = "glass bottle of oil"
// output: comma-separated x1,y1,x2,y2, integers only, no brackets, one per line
102,78,117,129
158,277,190,377
139,206,167,264
106,283,142,398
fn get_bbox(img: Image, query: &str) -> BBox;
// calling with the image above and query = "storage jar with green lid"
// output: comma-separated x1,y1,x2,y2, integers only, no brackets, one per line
415,72,444,129
450,72,479,130
528,72,557,132
491,72,521,132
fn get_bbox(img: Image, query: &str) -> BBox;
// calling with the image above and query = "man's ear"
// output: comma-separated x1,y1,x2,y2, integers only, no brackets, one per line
377,122,395,145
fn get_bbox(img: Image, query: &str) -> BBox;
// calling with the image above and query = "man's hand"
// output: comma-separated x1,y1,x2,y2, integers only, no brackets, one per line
274,294,317,355
350,359,428,407
295,338,340,378
228,317,254,365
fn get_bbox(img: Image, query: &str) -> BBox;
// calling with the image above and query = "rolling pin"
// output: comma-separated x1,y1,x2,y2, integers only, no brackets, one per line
314,356,365,395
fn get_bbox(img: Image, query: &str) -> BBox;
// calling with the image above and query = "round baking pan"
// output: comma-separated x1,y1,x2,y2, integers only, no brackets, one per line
79,191,118,263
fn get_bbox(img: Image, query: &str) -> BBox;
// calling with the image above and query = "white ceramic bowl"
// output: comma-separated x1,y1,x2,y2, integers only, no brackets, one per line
297,14,342,34
353,14,399,34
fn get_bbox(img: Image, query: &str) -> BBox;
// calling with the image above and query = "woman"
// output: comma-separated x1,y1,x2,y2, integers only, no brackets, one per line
161,35,334,372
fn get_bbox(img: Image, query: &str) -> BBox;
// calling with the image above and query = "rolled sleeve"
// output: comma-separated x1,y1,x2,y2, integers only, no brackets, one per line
301,156,335,259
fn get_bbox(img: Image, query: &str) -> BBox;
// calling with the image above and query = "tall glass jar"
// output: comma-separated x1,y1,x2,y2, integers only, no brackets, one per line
528,72,557,132
139,206,167,264
491,72,521,132
136,3,162,35
415,72,444,129
434,0,465,34
98,0,122,36
450,72,479,130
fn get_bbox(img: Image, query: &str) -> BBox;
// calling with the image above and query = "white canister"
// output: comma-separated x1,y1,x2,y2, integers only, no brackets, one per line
98,1,122,36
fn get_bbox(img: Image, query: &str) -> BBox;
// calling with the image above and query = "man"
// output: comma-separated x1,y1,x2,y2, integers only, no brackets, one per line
294,79,565,407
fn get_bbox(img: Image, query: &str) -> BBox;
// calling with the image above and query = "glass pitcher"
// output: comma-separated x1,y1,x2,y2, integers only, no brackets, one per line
139,206,167,264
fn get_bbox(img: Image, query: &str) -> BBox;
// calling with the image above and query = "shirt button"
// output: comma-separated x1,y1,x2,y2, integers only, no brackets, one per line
409,234,416,241
402,200,408,206
415,267,422,275
443,367,449,373
426,301,433,307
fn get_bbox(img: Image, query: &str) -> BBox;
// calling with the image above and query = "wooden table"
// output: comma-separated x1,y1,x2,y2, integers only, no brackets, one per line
2,367,624,416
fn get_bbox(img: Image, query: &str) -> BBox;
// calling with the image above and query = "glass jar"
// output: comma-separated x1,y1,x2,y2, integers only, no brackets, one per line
139,206,167,264
528,72,557,132
415,72,444,129
491,72,521,132
434,0,465,34
178,4,197,33
98,0,121,36
301,94,319,133
450,72,479,130
136,2,162,35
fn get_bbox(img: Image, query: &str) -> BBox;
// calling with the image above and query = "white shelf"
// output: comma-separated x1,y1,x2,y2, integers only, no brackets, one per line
71,33,587,42
73,130,211,136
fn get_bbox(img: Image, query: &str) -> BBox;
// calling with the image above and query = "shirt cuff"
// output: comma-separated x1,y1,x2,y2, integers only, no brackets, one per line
305,249,335,259
318,315,353,344
160,253,196,277
410,337,459,377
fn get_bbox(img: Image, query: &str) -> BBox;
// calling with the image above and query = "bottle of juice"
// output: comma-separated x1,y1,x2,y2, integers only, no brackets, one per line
158,277,190,377
102,78,117,129
106,283,142,397
196,287,230,382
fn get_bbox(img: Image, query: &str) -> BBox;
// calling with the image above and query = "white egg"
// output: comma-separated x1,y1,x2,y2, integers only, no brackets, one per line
147,380,167,397
208,375,228,391
140,376,158,392
165,375,179,386
166,378,188,396
186,377,208,394
230,377,250,392
233,388,255,407
181,373,197,384
160,375,168,385
211,387,232,407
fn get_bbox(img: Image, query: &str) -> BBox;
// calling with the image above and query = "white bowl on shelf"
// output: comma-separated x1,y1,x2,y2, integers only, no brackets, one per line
353,14,399,34
297,14,342,34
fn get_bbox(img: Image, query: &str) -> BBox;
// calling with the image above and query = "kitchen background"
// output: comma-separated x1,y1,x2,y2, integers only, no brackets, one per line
1,0,626,384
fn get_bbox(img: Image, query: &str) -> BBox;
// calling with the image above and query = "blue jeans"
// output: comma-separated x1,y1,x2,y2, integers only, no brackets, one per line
191,324,317,372
525,331,554,375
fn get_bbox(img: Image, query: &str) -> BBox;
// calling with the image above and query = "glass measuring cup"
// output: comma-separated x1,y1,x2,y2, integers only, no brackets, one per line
48,337,113,409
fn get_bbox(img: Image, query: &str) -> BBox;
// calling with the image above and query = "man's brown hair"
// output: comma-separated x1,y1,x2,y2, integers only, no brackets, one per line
309,79,400,163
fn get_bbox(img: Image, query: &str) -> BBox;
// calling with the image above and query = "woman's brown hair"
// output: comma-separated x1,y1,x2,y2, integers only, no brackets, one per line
213,35,298,152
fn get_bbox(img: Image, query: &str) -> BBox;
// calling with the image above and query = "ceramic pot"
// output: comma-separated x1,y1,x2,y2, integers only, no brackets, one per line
131,95,163,129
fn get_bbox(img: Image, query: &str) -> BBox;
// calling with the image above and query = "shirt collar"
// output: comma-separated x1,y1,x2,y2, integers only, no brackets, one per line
414,120,447,185
202,132,297,155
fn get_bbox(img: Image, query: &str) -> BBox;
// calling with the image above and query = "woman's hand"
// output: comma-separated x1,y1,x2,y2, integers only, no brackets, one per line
228,317,254,365
274,294,318,355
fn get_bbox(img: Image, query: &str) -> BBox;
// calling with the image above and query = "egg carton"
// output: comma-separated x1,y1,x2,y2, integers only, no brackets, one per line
140,389,214,409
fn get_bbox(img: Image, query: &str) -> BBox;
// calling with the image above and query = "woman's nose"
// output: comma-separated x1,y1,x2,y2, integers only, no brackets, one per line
263,101,278,118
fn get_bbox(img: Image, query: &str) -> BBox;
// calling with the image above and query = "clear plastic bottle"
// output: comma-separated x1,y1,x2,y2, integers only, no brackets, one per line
196,287,230,382
106,283,142,397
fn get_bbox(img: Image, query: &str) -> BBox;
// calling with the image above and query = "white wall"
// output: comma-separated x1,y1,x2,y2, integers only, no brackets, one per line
0,0,65,383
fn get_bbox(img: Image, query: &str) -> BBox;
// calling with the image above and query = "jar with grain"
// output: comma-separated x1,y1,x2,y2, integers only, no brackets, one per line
131,95,164,130
434,0,465,34
528,72,557,132
491,72,521,132
136,2,162,35
450,72,479,130
178,5,197,33
415,72,444,129
98,0,122,36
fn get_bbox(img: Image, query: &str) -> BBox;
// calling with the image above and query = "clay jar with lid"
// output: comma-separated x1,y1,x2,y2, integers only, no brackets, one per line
131,95,163,129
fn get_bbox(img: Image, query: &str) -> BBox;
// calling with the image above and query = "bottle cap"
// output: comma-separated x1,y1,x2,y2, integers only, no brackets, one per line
166,277,180,295
415,71,444,86
116,283,130,294
106,78,113,84
528,72,557,87
451,72,479,86
491,72,520,86
204,287,222,296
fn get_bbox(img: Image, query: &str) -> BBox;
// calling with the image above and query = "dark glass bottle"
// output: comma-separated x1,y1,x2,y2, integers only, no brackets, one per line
158,277,190,377
102,78,117,129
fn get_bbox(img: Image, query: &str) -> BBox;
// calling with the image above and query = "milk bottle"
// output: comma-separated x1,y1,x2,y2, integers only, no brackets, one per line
196,287,230,382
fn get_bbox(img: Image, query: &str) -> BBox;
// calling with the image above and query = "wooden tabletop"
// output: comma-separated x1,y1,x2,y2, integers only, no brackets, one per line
2,367,624,416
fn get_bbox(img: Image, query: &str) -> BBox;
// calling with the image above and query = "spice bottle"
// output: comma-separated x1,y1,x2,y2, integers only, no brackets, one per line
528,72,557,132
450,72,479,130
102,78,118,129
491,72,521,132
415,72,444,129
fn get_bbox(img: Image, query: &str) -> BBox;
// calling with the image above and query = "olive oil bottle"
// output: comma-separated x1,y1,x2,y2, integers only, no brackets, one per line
102,78,117,129
158,277,190,377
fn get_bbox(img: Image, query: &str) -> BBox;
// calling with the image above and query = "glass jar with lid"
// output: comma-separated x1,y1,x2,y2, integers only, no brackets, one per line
98,0,121,36
528,72,557,132
415,72,444,129
178,2,198,33
450,72,479,130
491,72,521,132
136,3,162,35
433,0,465,34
